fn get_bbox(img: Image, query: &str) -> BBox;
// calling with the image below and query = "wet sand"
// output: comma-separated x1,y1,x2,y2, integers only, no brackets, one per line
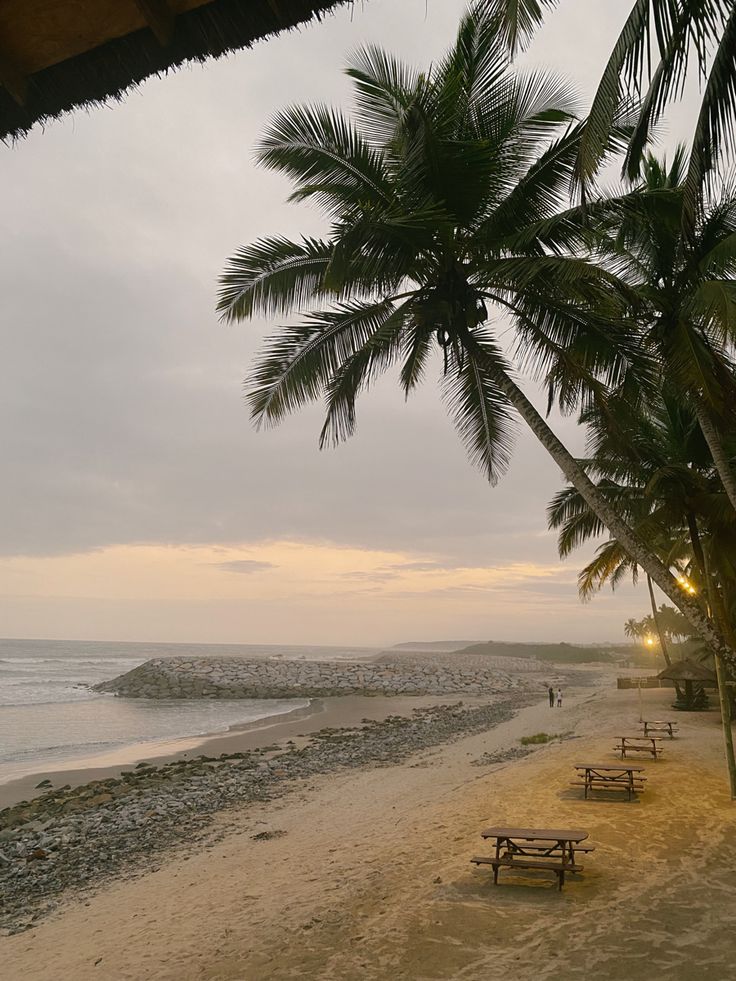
0,693,474,810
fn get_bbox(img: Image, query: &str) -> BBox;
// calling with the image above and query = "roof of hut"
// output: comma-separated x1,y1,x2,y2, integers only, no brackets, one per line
0,0,350,141
657,658,718,683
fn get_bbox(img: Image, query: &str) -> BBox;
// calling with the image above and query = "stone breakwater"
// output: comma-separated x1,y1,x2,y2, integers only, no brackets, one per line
0,696,532,935
95,656,528,699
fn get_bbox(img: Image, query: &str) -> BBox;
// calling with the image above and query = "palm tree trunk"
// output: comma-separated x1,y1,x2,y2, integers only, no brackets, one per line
646,575,672,667
484,363,736,668
647,574,684,701
701,555,736,800
693,400,736,513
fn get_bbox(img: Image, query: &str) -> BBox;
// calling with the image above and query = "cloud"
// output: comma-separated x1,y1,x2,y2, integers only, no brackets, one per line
215,560,276,575
0,0,686,642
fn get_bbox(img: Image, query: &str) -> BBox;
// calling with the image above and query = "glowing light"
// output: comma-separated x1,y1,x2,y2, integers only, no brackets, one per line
645,635,655,647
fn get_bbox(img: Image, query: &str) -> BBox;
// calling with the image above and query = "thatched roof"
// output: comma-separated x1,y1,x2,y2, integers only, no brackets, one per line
657,659,717,683
0,0,351,141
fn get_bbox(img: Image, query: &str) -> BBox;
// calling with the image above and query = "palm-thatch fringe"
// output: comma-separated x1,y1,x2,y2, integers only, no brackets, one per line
0,0,351,141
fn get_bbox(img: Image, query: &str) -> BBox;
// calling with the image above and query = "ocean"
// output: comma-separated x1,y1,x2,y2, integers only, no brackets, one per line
0,637,377,786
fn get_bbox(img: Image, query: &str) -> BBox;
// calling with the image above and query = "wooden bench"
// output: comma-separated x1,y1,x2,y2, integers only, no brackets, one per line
571,780,646,792
641,720,679,738
474,826,590,891
513,838,596,854
471,855,582,890
615,736,663,760
574,763,646,801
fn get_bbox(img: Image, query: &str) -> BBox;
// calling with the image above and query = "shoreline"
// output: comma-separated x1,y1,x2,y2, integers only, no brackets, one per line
4,682,735,980
0,689,546,936
0,692,507,811
0,695,320,804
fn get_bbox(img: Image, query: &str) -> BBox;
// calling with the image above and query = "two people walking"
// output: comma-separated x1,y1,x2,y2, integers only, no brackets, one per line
548,686,563,708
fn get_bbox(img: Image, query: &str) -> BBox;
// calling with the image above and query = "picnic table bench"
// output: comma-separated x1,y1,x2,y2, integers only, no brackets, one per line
640,720,679,738
614,735,664,760
471,827,590,890
573,763,646,801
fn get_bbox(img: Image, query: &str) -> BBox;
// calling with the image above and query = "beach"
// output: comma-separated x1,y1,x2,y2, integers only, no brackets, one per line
0,693,483,811
3,675,734,980
0,638,385,790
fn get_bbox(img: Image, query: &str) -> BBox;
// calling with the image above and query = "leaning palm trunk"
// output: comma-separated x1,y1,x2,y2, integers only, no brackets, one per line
484,361,736,669
647,574,683,701
692,400,736,514
646,575,673,667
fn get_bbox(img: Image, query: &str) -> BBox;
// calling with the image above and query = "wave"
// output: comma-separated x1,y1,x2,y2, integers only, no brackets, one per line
0,657,144,666
0,738,122,764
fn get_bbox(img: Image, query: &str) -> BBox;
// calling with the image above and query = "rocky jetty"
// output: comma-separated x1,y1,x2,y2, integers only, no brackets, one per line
0,696,532,935
95,655,530,699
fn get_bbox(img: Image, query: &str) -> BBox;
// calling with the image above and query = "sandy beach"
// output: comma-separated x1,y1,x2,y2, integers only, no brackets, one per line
3,675,735,980
0,694,466,811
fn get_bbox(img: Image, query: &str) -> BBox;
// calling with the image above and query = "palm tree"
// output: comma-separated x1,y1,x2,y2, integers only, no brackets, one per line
218,6,729,662
484,0,736,232
624,616,645,640
548,387,734,601
604,150,736,512
548,384,736,791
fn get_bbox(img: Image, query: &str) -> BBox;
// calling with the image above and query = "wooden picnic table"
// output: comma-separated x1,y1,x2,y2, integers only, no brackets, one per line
573,763,646,801
640,720,679,738
615,735,664,760
472,826,590,890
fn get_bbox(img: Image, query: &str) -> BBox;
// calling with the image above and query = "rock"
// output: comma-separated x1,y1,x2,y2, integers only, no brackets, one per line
0,692,539,936
34,780,52,790
88,794,114,806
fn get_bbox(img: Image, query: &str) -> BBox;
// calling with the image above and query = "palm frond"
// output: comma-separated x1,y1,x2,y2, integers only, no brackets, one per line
399,323,435,396
475,0,558,55
246,298,403,426
345,44,420,147
575,0,653,189
256,103,394,215
434,5,509,132
682,5,736,234
217,236,333,322
481,120,586,246
578,539,635,600
441,331,517,485
319,300,412,447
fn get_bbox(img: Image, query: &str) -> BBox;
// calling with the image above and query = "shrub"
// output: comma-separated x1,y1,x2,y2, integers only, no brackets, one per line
520,732,551,745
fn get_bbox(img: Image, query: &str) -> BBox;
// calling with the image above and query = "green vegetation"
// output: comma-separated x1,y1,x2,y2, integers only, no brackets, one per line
520,732,553,745
457,641,618,664
485,1,736,236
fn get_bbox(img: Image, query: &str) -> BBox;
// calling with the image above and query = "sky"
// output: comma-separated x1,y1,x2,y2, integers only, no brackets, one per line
0,1,702,647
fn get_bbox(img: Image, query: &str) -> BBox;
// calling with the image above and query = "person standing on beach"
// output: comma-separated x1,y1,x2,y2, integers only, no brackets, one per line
556,688,563,708
548,686,555,708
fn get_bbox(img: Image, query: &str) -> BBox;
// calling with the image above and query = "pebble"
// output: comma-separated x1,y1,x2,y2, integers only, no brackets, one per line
0,695,542,935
